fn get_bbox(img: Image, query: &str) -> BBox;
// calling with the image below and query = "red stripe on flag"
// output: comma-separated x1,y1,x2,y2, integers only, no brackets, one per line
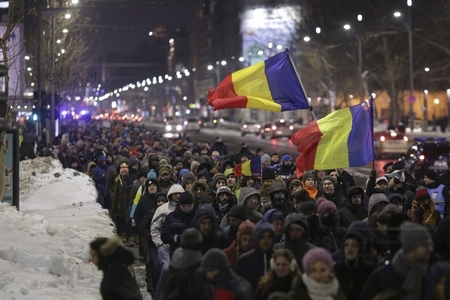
233,164,243,177
207,75,248,110
291,122,322,172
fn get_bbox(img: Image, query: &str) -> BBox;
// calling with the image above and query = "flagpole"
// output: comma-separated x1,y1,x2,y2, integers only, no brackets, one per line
368,96,376,171
287,50,317,121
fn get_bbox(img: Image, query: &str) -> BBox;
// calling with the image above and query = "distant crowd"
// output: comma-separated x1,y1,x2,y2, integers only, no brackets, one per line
19,120,450,300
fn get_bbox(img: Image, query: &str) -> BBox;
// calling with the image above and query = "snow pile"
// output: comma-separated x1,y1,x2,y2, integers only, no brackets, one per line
0,157,117,299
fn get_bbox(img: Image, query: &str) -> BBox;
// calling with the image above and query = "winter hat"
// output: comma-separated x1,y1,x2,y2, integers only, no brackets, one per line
401,221,431,254
147,169,157,179
382,162,394,171
376,176,388,185
382,203,399,214
129,148,137,157
197,169,210,180
224,168,235,178
261,153,271,163
262,168,276,181
302,247,334,272
159,166,170,175
368,193,390,215
415,187,431,202
321,176,336,187
145,178,158,188
317,198,337,219
180,228,203,251
263,209,284,224
392,161,406,171
302,172,315,183
179,191,194,205
212,173,227,188
237,220,255,241
201,248,229,272
385,170,405,183
216,186,232,199
222,160,234,170
281,154,292,164
179,168,190,178
183,151,193,160
227,205,247,221
424,170,438,181
155,193,168,203
299,201,319,216
389,193,406,205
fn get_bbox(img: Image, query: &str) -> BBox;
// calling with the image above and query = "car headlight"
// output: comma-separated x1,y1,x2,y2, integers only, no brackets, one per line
166,125,172,131
256,125,261,128
243,124,247,128
289,125,294,130
176,125,182,131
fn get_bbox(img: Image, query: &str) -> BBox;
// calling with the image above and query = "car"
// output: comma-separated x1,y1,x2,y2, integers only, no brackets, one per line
162,119,186,138
374,130,410,159
260,119,294,139
241,120,261,136
400,137,450,179
186,117,202,132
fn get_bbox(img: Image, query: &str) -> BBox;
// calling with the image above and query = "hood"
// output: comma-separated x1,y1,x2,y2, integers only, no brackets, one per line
253,220,275,251
167,184,185,201
238,187,260,209
144,178,161,195
197,169,210,181
283,212,309,242
182,173,195,188
346,185,365,208
98,236,135,270
191,180,210,196
368,193,389,216
169,248,202,271
87,161,97,171
98,155,106,163
178,169,190,182
347,221,376,247
127,157,142,169
193,204,218,233
344,231,365,255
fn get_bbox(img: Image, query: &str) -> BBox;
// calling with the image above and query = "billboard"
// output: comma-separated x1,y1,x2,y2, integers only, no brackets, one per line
241,6,300,66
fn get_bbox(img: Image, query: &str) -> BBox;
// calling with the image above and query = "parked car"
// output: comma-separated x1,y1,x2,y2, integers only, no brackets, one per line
163,119,186,138
374,130,410,159
186,117,202,132
400,137,450,179
241,120,261,136
260,119,294,139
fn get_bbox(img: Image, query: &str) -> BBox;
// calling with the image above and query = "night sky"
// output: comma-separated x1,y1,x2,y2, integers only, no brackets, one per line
93,0,201,56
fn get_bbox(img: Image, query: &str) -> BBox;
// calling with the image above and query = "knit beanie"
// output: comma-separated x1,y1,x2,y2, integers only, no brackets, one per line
321,175,336,187
180,228,202,251
302,247,334,272
281,154,292,164
262,168,276,181
261,153,271,163
299,201,319,216
179,191,194,205
263,209,284,224
389,193,406,205
237,220,255,242
147,169,157,179
212,173,227,187
317,198,337,219
183,151,193,160
392,161,406,171
201,248,229,272
401,221,431,254
424,170,438,181
227,205,247,221
415,187,431,202
216,186,232,199
302,172,315,183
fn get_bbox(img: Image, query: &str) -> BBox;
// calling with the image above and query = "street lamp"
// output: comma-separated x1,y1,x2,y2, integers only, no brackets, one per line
394,2,414,131
343,24,364,103
434,98,440,131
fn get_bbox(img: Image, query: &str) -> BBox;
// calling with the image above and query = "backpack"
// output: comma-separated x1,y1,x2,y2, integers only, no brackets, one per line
161,262,201,300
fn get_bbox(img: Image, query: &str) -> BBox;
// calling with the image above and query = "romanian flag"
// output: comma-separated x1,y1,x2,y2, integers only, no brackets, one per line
207,51,310,112
291,98,374,172
233,156,262,177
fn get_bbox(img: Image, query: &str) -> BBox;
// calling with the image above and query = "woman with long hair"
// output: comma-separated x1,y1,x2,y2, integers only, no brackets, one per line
288,247,346,300
256,249,301,300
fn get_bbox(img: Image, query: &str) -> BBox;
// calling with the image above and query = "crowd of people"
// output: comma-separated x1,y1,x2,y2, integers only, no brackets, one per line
21,120,450,300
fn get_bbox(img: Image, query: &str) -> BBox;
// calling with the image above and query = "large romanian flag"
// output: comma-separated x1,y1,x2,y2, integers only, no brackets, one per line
291,98,374,172
207,51,310,112
233,156,262,177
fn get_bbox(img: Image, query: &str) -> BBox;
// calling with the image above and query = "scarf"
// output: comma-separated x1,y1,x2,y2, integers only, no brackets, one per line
302,273,339,300
391,250,428,300
218,202,230,212
302,183,318,199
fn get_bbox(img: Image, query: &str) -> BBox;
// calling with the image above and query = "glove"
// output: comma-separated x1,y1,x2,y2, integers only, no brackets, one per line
370,170,377,180
131,219,136,227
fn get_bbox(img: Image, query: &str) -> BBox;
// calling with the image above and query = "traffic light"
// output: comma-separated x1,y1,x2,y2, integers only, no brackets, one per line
0,64,8,132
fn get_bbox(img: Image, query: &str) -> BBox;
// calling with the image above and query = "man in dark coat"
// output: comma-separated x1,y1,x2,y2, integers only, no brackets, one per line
334,231,377,300
92,155,108,208
236,219,275,292
359,221,433,300
337,186,368,228
262,181,294,217
193,204,228,254
273,212,315,270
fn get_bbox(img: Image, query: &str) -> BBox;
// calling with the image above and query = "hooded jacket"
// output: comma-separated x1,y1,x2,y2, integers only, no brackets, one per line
367,193,390,216
337,186,368,228
238,187,264,224
193,204,228,254
236,220,275,292
92,156,108,193
274,213,315,269
96,237,140,300
191,180,210,204
263,181,294,217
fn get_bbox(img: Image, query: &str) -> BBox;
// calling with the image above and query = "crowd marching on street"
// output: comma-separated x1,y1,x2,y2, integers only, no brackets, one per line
20,119,450,300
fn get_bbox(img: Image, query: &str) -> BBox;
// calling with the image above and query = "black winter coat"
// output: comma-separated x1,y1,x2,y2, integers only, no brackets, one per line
334,258,377,300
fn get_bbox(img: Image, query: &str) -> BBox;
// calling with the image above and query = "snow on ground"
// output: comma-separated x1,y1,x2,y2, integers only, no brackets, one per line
0,157,116,299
